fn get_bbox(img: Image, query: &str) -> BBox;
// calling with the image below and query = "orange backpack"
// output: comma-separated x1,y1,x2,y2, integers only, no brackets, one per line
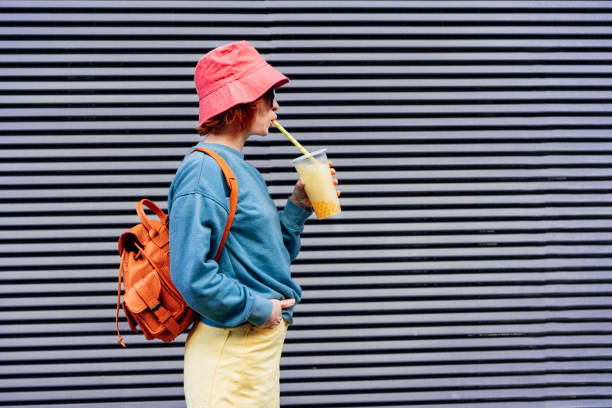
115,147,237,347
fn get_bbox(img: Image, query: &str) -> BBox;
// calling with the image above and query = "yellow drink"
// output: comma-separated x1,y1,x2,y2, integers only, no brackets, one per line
292,149,341,219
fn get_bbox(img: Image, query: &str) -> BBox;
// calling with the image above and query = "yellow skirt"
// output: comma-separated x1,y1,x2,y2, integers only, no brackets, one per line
183,320,289,408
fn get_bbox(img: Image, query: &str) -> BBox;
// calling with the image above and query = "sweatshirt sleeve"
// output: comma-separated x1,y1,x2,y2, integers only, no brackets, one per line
169,192,273,327
278,199,313,261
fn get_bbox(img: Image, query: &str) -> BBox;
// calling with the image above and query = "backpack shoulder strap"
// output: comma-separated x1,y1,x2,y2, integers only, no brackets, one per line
189,147,237,262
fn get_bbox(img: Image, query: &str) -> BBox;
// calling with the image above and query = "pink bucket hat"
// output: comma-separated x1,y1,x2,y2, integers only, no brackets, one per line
194,41,289,127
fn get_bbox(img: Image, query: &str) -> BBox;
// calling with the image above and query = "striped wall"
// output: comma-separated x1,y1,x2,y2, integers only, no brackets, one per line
1,1,612,407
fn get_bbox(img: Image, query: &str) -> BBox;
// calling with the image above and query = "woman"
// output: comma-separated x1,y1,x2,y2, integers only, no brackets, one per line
168,41,337,407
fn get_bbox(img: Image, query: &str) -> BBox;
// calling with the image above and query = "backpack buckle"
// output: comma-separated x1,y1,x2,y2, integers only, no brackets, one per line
150,302,161,312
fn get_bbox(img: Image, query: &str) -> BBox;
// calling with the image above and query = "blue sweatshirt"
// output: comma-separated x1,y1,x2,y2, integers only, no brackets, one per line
168,142,312,328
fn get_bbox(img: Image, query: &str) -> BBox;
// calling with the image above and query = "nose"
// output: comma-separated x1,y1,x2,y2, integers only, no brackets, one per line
272,98,279,112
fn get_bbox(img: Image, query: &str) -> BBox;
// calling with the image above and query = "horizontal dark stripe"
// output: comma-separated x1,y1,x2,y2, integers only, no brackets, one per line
2,85,612,95
0,259,605,272
2,7,612,14
296,305,612,317
2,215,612,229
2,186,612,197
311,200,612,208
0,368,182,380
2,125,612,139
2,291,609,313
4,395,612,408
290,176,612,184
3,111,612,122
3,381,612,398
4,73,612,82
0,396,181,407
4,59,612,68
282,368,612,384
2,20,612,28
284,382,612,397
1,351,610,365
3,203,612,216
282,356,609,368
1,289,611,300
3,338,612,354
293,253,612,265
0,368,607,383
294,266,612,278
4,98,612,109
5,47,612,55
3,278,611,290
300,293,612,304
12,201,612,218
317,193,612,201
301,278,612,289
3,240,612,258
281,395,612,408
5,33,612,41
342,188,612,196
2,163,612,178
0,381,183,394
3,151,612,163
4,138,612,149
5,316,610,328
0,383,606,406
3,228,612,245
5,276,611,287
288,333,612,344
292,318,612,330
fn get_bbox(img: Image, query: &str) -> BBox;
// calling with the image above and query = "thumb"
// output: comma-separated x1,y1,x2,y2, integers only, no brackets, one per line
280,299,296,308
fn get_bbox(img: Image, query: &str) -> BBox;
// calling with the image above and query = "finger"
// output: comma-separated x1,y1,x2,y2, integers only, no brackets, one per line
333,178,339,185
280,299,296,308
337,190,341,197
330,168,336,176
328,161,333,167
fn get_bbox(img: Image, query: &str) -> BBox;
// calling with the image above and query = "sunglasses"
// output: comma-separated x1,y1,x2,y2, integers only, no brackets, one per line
263,87,275,108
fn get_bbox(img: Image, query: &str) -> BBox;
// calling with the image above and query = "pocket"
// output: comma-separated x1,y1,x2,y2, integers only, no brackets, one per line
246,321,288,352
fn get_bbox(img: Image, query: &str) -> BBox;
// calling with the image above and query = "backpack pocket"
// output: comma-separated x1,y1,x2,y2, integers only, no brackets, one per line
124,271,188,341
124,271,164,339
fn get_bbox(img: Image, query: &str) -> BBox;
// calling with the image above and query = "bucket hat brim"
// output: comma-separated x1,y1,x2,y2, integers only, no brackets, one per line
198,61,289,127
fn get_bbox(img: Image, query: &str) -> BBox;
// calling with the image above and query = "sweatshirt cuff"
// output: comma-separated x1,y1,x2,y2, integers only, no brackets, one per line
247,295,274,327
282,199,313,229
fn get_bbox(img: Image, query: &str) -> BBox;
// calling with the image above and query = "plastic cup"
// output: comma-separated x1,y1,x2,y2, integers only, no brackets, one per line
292,149,341,219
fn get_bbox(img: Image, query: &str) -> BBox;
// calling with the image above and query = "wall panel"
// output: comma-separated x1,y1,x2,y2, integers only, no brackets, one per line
1,1,612,407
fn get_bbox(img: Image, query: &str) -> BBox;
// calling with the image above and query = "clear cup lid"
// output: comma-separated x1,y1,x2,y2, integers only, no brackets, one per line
291,148,327,164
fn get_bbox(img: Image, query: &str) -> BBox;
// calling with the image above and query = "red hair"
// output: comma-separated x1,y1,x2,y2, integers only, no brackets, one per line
196,101,258,136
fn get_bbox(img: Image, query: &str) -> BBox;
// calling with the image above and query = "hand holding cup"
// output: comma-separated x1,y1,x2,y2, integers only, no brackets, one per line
292,150,341,219
290,161,339,211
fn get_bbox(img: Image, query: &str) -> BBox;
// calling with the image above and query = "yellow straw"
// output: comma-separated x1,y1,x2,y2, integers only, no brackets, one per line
273,120,314,159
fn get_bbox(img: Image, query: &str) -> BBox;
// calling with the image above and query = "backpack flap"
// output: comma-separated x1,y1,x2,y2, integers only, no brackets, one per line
124,271,181,340
124,272,162,313
144,219,168,249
